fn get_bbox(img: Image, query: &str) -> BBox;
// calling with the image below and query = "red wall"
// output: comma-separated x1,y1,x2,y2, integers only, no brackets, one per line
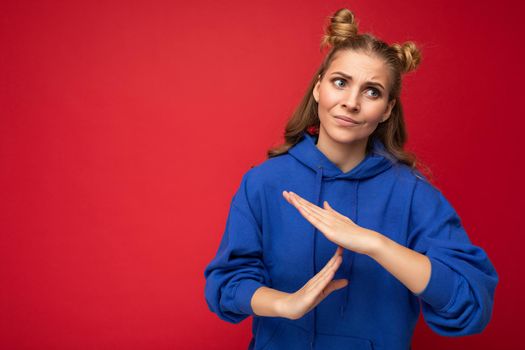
1,0,522,348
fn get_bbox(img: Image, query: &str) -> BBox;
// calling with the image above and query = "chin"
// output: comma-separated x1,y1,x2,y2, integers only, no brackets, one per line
324,127,369,145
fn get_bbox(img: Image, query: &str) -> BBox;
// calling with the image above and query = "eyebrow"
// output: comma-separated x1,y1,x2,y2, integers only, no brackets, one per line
330,71,386,90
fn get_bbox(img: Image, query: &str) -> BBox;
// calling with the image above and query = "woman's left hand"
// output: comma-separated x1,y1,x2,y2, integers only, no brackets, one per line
283,190,382,256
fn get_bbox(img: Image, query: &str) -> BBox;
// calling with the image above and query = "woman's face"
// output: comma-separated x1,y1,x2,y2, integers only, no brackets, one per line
313,50,396,147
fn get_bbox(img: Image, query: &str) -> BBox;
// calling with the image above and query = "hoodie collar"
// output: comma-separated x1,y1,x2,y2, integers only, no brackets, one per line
288,132,396,180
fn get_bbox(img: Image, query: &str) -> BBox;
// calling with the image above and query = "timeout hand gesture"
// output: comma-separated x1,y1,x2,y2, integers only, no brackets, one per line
262,190,383,320
283,190,381,256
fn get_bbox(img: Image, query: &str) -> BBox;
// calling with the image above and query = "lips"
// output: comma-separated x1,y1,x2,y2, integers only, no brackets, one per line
334,115,361,124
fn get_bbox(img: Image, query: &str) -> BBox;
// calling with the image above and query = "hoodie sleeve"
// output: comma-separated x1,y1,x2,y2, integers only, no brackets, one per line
407,176,499,336
203,171,270,324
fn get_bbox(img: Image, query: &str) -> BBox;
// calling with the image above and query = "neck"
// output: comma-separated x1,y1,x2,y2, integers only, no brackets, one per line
315,129,368,173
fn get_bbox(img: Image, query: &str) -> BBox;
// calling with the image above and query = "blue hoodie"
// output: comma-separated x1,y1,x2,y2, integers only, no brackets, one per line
204,132,498,350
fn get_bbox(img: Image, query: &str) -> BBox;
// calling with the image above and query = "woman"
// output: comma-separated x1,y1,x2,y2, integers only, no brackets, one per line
204,8,498,350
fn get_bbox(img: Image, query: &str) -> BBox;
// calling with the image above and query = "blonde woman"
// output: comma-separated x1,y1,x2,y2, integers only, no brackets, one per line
204,8,498,350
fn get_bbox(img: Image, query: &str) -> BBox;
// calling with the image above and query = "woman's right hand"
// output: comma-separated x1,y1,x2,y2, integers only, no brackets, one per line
277,246,349,320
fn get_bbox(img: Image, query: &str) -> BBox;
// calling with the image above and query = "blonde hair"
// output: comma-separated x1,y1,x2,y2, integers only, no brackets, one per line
267,8,432,178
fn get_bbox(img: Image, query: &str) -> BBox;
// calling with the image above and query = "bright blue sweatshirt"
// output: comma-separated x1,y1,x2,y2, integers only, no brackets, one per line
204,132,498,350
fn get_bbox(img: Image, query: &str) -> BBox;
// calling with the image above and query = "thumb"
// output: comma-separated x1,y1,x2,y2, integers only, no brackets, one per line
323,279,349,295
324,201,350,221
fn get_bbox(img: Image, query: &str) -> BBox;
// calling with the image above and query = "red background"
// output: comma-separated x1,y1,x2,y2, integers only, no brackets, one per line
1,0,522,348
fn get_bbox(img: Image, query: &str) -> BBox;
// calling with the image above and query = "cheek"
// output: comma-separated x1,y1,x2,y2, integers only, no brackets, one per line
318,90,339,110
364,104,387,122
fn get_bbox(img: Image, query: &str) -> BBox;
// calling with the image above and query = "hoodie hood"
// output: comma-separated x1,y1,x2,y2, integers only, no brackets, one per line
287,132,397,340
288,132,396,179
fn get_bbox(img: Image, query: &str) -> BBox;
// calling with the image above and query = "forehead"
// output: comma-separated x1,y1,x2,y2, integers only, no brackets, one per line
327,50,390,82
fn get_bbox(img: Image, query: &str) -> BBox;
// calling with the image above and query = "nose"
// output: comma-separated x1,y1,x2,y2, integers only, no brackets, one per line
341,89,360,113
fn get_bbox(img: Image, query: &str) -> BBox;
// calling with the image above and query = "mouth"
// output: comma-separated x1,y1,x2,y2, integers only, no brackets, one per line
334,115,361,125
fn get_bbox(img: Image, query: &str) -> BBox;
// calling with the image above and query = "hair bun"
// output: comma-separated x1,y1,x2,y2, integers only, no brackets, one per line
321,8,359,49
390,42,422,74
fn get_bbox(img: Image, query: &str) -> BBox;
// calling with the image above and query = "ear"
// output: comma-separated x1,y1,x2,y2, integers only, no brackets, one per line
381,98,396,123
313,75,321,103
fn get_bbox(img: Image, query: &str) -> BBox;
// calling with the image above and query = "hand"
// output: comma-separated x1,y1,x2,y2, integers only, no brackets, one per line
283,190,381,256
278,246,348,320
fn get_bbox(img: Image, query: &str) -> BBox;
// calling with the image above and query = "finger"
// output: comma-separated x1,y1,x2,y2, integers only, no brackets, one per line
323,201,350,221
288,193,343,229
303,253,339,288
308,264,340,297
317,248,345,279
290,192,333,222
283,191,297,206
291,197,340,236
287,193,345,248
323,279,349,295
296,246,344,297
286,191,334,229
283,190,305,205
307,255,343,293
302,254,340,292
307,278,349,312
284,190,306,213
289,197,333,235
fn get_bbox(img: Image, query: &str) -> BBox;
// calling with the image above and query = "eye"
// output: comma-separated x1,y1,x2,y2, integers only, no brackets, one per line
366,88,381,98
332,78,346,88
